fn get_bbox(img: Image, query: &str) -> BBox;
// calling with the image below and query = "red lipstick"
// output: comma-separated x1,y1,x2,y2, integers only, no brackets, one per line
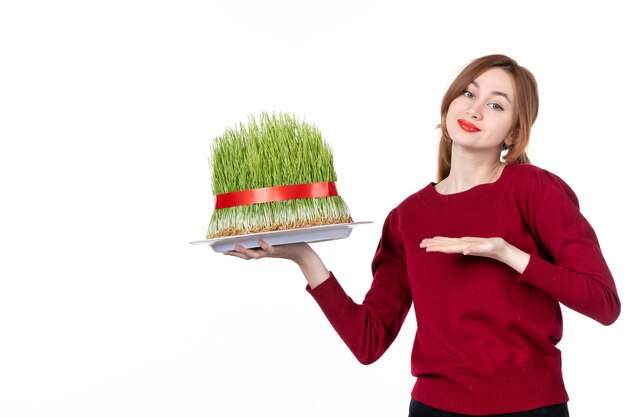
457,119,481,132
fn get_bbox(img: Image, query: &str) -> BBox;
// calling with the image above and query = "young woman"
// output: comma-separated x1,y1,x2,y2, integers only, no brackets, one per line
224,55,620,416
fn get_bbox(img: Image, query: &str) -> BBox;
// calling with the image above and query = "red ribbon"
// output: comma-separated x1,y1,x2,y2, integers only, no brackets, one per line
214,182,338,209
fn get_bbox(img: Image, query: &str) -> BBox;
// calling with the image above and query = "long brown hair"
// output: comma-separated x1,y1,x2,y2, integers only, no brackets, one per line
437,54,539,182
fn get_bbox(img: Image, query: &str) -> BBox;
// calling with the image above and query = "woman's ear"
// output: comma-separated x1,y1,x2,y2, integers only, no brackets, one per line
505,129,519,147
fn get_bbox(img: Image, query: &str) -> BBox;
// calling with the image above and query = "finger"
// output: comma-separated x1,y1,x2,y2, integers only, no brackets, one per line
420,238,463,248
423,243,471,254
420,238,448,247
462,244,479,255
424,236,454,242
233,245,269,259
223,250,253,260
460,237,486,243
257,239,275,254
462,243,491,256
422,236,463,243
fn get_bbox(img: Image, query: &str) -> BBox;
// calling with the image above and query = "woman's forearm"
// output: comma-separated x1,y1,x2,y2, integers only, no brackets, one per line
225,240,331,288
294,246,330,289
496,241,531,274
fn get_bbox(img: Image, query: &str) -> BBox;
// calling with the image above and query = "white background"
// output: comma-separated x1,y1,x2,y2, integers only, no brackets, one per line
1,1,624,416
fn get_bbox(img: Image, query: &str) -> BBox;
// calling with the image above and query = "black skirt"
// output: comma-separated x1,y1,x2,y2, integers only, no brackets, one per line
408,398,569,417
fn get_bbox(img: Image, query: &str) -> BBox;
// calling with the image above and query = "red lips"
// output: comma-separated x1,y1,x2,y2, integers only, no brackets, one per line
457,119,481,132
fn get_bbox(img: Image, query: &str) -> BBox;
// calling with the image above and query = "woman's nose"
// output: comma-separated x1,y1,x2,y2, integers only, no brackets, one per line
466,104,482,119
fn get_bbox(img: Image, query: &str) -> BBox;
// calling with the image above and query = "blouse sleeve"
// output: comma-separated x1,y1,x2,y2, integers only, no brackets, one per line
307,209,413,364
518,169,620,325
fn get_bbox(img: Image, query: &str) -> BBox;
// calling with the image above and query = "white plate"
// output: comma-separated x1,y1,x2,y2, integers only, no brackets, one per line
190,221,372,252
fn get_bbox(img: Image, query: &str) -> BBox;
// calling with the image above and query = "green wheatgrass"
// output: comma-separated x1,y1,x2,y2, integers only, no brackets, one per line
207,112,352,238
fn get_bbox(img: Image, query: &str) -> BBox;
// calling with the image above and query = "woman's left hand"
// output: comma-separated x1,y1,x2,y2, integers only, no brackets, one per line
419,236,530,274
420,236,506,257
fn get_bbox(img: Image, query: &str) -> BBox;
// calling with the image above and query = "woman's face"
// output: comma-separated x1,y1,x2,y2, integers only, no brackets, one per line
445,67,517,152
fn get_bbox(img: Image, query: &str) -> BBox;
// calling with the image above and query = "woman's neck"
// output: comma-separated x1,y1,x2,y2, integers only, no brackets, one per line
436,150,504,195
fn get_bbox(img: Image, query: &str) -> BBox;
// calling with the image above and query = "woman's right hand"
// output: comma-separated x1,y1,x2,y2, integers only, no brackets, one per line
224,240,311,263
224,240,331,289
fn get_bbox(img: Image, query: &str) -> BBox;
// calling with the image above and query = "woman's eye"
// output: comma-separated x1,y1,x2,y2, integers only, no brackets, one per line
488,103,504,111
462,90,474,99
